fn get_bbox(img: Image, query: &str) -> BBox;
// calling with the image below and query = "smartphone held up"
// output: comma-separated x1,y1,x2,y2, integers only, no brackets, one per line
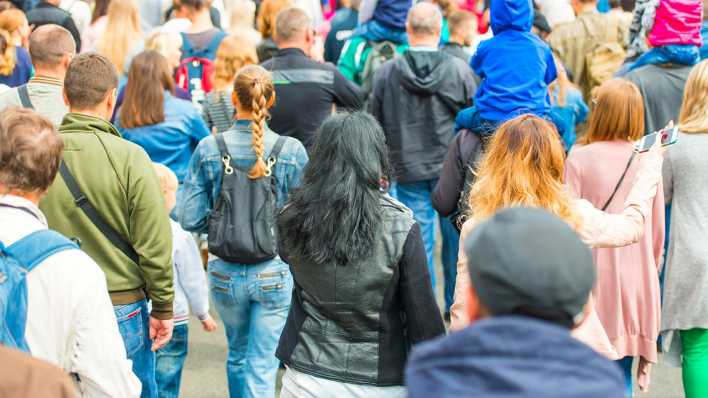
635,124,679,153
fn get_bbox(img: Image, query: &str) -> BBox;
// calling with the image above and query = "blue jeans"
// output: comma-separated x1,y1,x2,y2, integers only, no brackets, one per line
208,258,293,398
440,216,459,311
155,323,189,398
352,19,407,44
616,356,634,397
114,299,157,398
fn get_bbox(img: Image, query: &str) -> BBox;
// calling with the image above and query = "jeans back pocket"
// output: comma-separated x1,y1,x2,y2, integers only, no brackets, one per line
114,304,145,357
255,268,293,310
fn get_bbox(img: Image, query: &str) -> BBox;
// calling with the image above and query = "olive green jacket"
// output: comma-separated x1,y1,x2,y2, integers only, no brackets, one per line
40,113,174,319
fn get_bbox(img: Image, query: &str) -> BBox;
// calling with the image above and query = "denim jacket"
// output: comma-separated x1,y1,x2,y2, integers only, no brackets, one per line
179,119,308,234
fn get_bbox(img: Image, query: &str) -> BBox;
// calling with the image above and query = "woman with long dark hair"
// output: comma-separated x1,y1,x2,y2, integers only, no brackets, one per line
117,50,209,183
277,112,445,397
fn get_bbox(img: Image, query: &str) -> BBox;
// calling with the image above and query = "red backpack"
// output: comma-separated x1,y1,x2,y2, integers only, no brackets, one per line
175,31,227,96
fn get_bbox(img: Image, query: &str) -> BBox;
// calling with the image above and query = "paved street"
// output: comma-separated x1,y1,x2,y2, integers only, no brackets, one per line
180,237,686,397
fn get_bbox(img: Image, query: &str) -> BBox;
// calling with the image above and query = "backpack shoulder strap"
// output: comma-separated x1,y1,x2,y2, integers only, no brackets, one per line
58,161,140,264
205,31,227,53
4,230,78,272
214,133,231,158
180,32,192,54
17,85,33,109
268,136,287,161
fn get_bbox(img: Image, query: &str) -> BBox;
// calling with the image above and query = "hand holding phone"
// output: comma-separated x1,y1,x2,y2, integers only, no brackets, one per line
635,124,679,153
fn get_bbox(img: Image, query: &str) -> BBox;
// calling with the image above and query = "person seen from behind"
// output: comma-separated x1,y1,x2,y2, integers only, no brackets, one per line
262,7,365,151
440,9,476,65
25,0,82,50
449,115,664,360
454,0,560,138
203,34,258,134
407,207,625,397
0,9,31,87
0,107,141,397
660,59,708,398
0,25,75,126
565,79,664,395
39,53,174,398
94,0,143,76
152,162,217,398
277,112,445,398
370,2,476,313
255,0,292,62
117,50,210,184
179,64,308,398
548,57,588,149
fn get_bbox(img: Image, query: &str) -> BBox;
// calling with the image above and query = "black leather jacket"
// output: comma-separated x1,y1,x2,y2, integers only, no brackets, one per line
276,196,445,386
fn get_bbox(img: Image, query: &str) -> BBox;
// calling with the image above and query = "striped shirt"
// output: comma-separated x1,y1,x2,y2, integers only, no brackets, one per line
202,89,235,134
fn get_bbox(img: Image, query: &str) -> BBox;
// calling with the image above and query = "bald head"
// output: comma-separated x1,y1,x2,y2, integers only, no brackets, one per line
406,2,442,45
273,7,313,51
29,25,76,76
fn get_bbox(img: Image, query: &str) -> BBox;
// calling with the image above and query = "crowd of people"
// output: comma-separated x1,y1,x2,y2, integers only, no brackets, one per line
0,0,706,397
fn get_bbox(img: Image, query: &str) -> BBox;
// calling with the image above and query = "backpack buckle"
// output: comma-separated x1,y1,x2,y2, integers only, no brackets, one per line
264,157,276,177
222,156,234,175
74,195,89,208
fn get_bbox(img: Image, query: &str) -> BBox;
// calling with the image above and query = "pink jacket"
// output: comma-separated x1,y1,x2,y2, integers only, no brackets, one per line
450,150,664,359
648,0,703,47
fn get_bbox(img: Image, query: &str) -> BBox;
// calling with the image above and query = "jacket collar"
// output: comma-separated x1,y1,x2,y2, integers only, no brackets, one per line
0,195,47,226
276,47,308,58
59,112,123,138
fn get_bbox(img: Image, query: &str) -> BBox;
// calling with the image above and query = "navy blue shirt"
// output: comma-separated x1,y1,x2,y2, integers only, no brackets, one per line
0,47,32,88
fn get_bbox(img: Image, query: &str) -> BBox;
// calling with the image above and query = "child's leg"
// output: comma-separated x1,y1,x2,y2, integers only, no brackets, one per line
455,106,498,136
352,20,407,44
155,323,189,398
681,329,708,398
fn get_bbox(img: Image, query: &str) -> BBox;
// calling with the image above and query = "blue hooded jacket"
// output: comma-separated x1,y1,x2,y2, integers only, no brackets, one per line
471,0,557,122
406,316,625,398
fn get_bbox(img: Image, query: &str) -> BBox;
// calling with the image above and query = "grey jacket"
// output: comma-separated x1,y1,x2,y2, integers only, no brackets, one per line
369,49,476,183
661,131,708,365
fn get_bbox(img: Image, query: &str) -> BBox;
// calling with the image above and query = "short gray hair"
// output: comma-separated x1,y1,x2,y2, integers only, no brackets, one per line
29,25,76,68
274,7,311,43
406,2,443,36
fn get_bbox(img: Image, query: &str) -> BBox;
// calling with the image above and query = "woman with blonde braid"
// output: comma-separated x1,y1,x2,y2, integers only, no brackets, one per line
180,64,308,398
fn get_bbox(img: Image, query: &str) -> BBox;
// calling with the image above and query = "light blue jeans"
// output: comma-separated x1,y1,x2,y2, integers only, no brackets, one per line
114,299,157,398
155,323,189,398
208,258,293,398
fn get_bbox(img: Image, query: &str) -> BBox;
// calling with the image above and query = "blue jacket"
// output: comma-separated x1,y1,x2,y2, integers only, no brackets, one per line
0,47,32,88
179,119,308,234
117,93,209,182
406,316,625,398
373,0,413,30
700,21,708,60
471,0,556,122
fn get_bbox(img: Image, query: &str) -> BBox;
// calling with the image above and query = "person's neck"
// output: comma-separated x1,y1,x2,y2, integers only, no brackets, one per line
447,36,465,46
408,36,440,48
3,189,41,205
235,109,255,120
70,108,108,121
579,3,597,14
188,10,213,32
33,67,64,81
277,42,308,54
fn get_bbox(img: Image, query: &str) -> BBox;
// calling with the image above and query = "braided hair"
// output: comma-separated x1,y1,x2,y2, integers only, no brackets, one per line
233,64,276,179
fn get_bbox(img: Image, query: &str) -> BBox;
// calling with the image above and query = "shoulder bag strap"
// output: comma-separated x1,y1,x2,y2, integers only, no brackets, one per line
17,85,33,109
601,151,636,211
58,161,139,264
268,136,287,161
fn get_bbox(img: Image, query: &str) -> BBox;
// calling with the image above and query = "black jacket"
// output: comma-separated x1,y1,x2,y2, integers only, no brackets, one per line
370,50,476,183
276,195,445,386
27,2,81,51
261,48,365,150
432,129,485,218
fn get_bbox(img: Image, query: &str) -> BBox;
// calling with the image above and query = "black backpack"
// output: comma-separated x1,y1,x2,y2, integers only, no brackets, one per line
208,134,286,264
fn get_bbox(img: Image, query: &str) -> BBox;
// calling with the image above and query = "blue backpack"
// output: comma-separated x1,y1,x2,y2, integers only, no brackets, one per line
0,229,78,352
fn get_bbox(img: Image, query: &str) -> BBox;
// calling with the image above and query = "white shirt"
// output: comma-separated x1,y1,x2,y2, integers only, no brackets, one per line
0,195,141,398
536,0,576,28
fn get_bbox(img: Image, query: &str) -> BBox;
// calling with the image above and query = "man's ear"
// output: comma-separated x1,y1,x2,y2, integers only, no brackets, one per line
62,89,70,107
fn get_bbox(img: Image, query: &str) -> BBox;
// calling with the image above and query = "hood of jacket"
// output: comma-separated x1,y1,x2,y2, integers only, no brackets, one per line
59,112,122,137
490,0,533,34
406,316,625,398
397,50,453,95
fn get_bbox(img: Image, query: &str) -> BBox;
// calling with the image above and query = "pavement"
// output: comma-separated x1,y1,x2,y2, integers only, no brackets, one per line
180,239,686,398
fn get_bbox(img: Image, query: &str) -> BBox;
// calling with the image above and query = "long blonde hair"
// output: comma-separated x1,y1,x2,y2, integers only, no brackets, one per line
0,30,15,76
96,0,142,74
468,115,580,228
233,65,276,179
679,60,708,134
579,79,645,145
213,35,259,92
